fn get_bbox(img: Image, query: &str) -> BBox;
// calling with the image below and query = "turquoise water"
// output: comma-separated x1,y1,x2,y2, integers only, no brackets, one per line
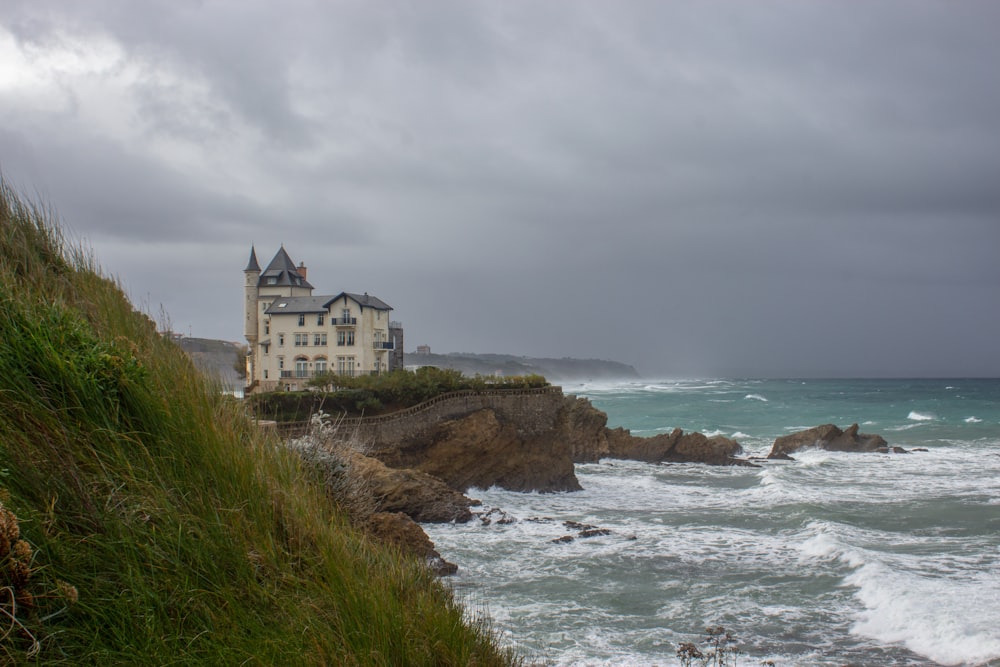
424,379,1000,666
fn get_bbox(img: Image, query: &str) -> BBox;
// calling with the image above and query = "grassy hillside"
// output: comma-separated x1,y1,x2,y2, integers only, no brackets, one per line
0,180,519,665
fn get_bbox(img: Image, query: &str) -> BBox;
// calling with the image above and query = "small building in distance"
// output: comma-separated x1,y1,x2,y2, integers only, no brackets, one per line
416,344,431,355
243,246,403,392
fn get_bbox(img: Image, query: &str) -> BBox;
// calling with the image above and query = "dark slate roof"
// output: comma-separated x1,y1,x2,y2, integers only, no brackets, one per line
323,292,393,311
264,296,334,315
244,246,261,272
258,246,313,289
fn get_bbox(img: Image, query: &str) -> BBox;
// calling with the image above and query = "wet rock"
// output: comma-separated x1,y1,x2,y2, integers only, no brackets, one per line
477,507,517,526
768,424,888,458
579,528,612,538
563,520,598,531
551,535,575,544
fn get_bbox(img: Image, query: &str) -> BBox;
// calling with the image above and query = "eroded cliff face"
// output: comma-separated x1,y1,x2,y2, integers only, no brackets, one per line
374,407,583,492
369,392,746,494
295,389,748,575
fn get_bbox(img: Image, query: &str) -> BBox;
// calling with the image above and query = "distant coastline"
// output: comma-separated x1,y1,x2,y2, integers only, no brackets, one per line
407,351,639,381
174,337,641,385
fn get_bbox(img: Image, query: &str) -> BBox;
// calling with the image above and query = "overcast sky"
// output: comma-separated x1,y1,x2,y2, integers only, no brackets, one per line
2,1,998,378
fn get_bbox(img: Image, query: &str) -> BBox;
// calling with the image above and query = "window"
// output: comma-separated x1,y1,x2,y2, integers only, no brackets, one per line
317,313,325,326
342,308,351,322
267,277,277,285
278,357,284,370
337,356,355,376
295,358,308,378
314,333,327,346
298,314,305,326
294,333,308,347
263,369,268,379
337,330,355,346
315,359,327,374
278,333,284,346
264,320,270,335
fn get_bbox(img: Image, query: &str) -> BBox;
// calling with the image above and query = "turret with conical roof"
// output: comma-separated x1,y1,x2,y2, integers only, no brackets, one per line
244,246,262,338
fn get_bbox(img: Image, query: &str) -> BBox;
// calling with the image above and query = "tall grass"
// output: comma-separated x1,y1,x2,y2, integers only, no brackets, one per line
0,178,520,665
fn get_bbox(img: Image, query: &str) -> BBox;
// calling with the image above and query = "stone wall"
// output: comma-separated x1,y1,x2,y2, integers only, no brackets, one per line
277,386,565,446
347,386,565,448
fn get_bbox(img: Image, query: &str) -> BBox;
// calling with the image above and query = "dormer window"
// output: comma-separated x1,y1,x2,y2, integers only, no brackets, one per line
298,314,305,326
267,277,277,285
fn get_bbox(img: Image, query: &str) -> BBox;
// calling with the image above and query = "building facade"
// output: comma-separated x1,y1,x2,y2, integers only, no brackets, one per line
243,246,403,392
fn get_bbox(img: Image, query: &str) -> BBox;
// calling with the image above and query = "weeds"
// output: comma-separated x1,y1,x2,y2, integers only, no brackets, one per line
677,626,744,667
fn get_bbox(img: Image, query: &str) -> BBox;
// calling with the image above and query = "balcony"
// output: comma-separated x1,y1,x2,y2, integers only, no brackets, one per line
332,317,357,326
279,370,324,379
373,341,394,350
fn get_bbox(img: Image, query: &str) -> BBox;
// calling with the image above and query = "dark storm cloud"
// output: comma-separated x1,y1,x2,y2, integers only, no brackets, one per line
1,0,998,377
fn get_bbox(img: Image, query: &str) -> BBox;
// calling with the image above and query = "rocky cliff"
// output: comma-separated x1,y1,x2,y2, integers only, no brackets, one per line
369,391,746,493
292,389,748,574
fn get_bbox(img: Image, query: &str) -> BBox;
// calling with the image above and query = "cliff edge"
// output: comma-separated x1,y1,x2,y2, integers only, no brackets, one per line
367,390,746,493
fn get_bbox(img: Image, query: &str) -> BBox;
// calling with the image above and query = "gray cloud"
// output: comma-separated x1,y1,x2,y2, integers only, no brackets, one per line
1,0,998,377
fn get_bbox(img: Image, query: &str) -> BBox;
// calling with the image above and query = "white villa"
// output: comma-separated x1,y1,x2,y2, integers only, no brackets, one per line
243,246,403,392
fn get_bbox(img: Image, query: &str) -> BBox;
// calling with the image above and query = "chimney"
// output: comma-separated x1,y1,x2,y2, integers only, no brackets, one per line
297,261,307,280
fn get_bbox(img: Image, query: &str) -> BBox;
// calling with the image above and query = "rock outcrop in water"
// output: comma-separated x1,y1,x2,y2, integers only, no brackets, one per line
767,423,888,458
293,389,749,573
371,393,748,493
562,395,746,465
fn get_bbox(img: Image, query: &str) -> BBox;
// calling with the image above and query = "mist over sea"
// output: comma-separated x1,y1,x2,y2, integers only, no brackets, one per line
424,378,1000,667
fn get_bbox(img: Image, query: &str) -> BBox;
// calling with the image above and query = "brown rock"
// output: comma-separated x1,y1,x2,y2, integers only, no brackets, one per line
366,511,457,575
377,408,582,493
768,424,888,458
344,450,477,523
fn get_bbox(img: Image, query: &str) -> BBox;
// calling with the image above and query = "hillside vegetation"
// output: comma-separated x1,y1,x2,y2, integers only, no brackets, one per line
252,367,549,421
0,180,519,665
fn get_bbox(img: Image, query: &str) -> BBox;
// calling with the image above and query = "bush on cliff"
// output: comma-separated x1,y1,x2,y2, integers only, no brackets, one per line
0,179,519,665
251,367,550,421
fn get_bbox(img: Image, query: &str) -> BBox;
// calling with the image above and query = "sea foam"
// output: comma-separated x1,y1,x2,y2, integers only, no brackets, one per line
847,561,1000,666
907,411,936,421
744,394,768,402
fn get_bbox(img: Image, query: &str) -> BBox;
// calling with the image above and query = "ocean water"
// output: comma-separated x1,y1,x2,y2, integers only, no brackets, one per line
423,379,1000,667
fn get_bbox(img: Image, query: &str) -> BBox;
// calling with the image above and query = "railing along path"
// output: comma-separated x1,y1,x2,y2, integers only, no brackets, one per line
269,385,562,438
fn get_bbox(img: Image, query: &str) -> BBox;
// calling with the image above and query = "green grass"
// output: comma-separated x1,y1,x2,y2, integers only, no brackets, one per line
0,179,520,665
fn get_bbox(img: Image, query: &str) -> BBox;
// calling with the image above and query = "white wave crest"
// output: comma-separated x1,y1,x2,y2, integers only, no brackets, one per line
847,562,1000,666
908,411,936,421
731,431,751,440
965,416,983,424
797,523,867,568
744,394,768,402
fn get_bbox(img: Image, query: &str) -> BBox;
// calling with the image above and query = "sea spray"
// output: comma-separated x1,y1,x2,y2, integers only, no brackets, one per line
426,379,1000,667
